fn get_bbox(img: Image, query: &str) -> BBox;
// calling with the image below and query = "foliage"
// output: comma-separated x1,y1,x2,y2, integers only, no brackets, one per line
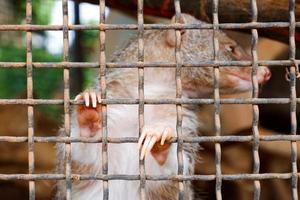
1,1,99,121
10,0,55,25
0,45,63,121
75,30,99,89
0,45,62,99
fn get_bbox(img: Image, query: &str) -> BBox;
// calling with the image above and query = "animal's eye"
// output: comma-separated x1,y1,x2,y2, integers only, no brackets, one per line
225,44,235,52
224,43,243,59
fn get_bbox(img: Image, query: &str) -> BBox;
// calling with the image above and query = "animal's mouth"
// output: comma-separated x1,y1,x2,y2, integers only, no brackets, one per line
225,66,271,84
226,71,251,81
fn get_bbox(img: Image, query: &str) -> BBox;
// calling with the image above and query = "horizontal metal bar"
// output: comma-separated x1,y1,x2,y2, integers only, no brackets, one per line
0,22,295,31
0,173,295,181
0,98,294,105
0,135,300,143
0,174,65,181
75,173,295,181
147,173,294,181
0,60,297,68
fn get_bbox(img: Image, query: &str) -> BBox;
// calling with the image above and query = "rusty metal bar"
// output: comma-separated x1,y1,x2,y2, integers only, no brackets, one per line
3,60,300,68
1,173,300,181
3,134,300,143
98,0,109,199
250,0,261,199
288,1,298,200
1,22,300,31
136,0,146,199
212,0,222,199
1,98,300,105
62,0,72,199
173,0,185,199
26,0,35,199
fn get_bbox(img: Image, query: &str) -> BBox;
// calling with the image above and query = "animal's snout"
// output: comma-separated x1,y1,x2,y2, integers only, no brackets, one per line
257,66,271,83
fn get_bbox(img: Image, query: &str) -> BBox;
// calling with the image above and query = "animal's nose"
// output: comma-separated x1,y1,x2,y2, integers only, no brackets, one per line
257,66,271,83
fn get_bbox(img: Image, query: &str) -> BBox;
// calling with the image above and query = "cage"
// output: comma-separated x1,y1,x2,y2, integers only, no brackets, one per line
0,0,299,200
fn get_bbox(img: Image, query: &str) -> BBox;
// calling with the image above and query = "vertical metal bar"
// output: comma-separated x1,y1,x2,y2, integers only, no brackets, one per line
99,0,109,199
288,0,298,200
26,0,35,199
174,0,184,199
250,0,261,199
62,0,72,199
137,0,146,199
212,0,222,199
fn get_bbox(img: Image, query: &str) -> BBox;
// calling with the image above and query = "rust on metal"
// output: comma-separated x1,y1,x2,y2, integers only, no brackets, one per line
211,1,222,199
250,0,261,199
288,1,298,200
136,0,146,199
61,0,72,199
98,0,109,199
174,0,185,199
26,0,35,199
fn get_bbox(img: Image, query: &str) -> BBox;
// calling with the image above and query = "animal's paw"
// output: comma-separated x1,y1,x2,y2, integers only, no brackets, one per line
75,90,102,137
138,124,173,165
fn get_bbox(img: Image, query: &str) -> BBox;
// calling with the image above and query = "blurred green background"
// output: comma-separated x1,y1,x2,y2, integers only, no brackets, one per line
0,0,100,122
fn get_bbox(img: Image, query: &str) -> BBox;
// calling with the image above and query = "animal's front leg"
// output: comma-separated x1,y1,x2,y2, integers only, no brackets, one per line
138,124,174,165
75,90,102,137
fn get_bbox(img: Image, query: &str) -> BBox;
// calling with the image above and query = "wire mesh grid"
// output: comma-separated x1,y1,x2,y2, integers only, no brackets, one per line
0,0,299,200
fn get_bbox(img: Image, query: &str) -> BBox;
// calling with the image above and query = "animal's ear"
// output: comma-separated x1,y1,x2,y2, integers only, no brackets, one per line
165,14,188,47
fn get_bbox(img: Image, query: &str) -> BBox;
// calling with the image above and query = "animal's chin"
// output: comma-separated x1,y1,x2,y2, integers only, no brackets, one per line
225,72,269,93
235,79,253,93
224,74,253,93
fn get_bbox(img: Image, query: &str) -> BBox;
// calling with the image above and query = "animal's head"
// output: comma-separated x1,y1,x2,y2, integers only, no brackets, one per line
164,14,271,97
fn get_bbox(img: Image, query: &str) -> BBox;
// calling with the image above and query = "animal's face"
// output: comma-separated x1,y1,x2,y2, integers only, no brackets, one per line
166,14,271,96
217,33,271,94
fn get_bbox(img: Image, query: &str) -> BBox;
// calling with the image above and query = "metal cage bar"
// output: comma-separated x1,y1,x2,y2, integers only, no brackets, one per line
212,0,222,199
98,0,109,199
0,172,300,181
62,0,72,199
288,0,298,200
2,97,300,105
174,0,184,199
2,22,300,31
25,0,35,199
250,0,261,199
137,0,146,199
3,60,300,68
0,0,299,199
3,134,300,143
